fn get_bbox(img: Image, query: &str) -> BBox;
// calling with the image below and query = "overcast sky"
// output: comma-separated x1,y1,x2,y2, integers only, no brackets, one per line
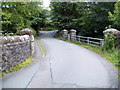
43,0,50,8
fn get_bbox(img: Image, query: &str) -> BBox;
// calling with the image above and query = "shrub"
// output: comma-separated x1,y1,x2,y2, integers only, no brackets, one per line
104,33,116,52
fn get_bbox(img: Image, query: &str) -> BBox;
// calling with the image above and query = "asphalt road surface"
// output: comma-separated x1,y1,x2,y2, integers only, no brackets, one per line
1,31,118,88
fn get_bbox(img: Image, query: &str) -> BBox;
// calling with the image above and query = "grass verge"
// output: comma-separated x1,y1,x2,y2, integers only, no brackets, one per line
35,39,46,57
57,37,119,69
0,55,33,77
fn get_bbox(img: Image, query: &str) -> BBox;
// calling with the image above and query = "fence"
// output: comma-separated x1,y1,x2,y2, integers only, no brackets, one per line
63,34,104,48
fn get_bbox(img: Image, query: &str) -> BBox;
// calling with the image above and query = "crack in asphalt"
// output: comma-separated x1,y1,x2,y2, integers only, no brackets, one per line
49,56,54,85
47,56,96,88
25,66,39,89
48,56,83,88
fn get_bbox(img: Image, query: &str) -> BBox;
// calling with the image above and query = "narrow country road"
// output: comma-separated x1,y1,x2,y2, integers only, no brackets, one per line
28,31,118,88
2,31,118,88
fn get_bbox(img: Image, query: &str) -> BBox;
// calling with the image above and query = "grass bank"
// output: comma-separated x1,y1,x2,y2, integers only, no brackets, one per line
35,39,46,57
57,37,119,69
0,55,33,77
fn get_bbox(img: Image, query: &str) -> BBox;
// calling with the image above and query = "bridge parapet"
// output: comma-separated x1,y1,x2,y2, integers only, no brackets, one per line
1,28,34,73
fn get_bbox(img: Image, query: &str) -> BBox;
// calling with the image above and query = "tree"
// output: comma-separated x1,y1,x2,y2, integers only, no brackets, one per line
50,2,115,37
51,2,79,31
1,2,43,34
79,2,115,37
109,1,120,30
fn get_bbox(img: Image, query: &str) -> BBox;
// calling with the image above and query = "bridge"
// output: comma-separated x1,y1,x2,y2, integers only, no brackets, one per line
1,31,118,88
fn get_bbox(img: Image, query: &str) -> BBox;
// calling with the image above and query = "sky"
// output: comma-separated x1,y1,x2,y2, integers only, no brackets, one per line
43,0,50,8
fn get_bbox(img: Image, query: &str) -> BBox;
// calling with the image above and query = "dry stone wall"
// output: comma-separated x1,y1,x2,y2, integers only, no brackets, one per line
0,35,34,72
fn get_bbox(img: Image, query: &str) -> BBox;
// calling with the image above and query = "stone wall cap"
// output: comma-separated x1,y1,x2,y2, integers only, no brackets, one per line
0,35,31,44
20,28,32,35
103,28,120,36
103,28,119,33
103,28,118,32
21,28,32,31
70,29,77,32
63,29,68,32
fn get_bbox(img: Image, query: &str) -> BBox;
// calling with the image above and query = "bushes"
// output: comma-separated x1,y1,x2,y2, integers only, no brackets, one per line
103,33,119,68
104,33,116,52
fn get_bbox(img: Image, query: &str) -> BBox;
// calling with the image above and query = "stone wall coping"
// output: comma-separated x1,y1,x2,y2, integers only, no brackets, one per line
0,35,30,44
103,28,120,36
63,29,68,32
103,28,118,33
21,28,32,35
70,29,77,32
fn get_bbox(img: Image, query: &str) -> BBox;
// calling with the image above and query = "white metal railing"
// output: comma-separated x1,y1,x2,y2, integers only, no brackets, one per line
64,34,104,48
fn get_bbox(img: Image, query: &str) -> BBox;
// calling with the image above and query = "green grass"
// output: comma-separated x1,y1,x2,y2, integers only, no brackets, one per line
0,55,33,77
35,39,46,57
57,37,119,69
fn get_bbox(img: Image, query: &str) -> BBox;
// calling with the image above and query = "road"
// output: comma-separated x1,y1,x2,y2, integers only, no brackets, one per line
1,31,118,88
